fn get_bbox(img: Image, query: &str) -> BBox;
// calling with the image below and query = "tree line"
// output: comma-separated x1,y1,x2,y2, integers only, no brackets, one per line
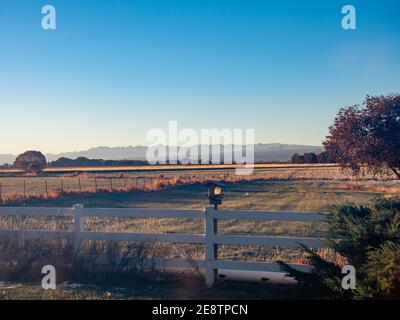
290,151,335,164
49,157,148,168
4,152,149,174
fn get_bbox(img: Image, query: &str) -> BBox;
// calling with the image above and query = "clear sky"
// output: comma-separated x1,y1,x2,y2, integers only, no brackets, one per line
0,0,399,154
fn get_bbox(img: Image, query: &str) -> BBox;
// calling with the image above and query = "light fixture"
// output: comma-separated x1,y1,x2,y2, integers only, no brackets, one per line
204,181,225,210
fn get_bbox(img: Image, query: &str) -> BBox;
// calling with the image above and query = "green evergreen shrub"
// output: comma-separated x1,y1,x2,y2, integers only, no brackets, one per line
278,197,400,299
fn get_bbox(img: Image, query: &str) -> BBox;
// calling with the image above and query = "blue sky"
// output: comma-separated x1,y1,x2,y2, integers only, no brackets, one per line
0,0,399,154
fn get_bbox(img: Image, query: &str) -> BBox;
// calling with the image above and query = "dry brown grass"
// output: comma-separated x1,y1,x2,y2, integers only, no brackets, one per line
0,172,395,283
0,175,387,299
1,165,399,204
1,179,375,268
0,163,337,174
326,182,400,194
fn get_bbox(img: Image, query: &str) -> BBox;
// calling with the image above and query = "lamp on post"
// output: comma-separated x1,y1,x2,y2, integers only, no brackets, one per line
204,181,225,210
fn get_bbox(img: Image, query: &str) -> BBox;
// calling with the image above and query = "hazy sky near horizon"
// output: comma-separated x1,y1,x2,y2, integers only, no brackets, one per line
0,0,399,154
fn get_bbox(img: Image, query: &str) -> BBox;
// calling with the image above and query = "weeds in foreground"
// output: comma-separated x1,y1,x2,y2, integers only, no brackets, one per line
0,238,193,288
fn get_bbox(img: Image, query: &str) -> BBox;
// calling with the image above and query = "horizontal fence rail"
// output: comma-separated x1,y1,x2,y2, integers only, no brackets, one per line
0,205,327,287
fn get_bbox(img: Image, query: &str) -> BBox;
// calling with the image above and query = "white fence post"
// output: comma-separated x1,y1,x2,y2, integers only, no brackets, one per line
73,204,84,254
205,206,218,287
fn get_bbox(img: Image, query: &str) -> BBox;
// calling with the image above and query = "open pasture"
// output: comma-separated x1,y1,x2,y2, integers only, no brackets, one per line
0,180,388,265
0,165,398,203
0,177,395,299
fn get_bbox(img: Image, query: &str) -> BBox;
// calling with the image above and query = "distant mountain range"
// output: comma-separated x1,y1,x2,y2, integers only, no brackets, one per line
0,143,322,165
0,154,16,165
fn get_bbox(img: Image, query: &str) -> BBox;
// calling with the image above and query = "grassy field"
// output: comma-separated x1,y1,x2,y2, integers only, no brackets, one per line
1,165,337,200
1,180,384,263
1,165,398,202
14,179,382,211
0,163,337,174
0,171,396,299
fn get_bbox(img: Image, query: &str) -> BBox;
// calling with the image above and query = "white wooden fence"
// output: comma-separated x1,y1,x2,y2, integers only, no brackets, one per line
0,205,327,287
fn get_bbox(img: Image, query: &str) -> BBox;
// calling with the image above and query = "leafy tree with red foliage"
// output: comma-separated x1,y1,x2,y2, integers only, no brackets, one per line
323,94,400,179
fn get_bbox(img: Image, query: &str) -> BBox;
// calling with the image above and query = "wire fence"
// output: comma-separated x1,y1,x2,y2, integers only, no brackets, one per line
0,170,254,203
0,165,372,203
